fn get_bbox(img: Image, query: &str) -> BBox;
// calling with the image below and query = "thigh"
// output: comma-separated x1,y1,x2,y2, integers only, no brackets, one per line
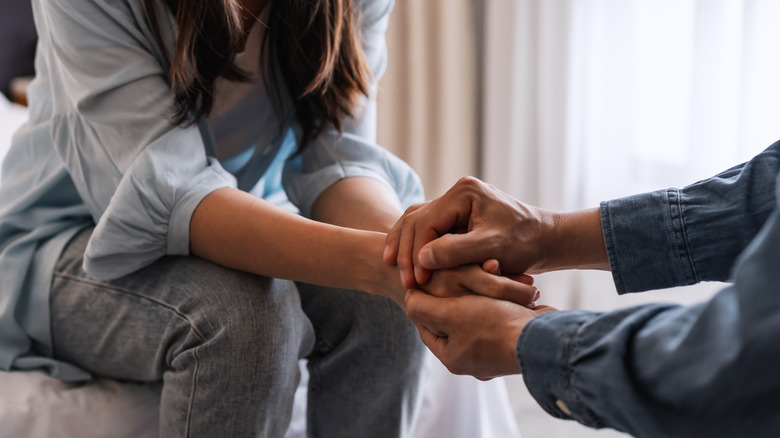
50,228,315,382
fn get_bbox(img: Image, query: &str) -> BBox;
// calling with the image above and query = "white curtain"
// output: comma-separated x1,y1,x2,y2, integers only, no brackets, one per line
484,0,780,210
377,0,480,199
483,1,780,437
483,0,780,306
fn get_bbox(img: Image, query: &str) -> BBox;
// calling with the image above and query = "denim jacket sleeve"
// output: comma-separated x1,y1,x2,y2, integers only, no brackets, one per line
516,142,780,437
602,142,780,293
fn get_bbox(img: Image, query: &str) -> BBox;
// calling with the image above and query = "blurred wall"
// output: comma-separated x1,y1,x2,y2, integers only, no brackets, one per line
0,0,37,99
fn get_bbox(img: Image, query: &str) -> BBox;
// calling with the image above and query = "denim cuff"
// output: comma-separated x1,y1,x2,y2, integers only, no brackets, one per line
517,310,602,428
600,189,697,294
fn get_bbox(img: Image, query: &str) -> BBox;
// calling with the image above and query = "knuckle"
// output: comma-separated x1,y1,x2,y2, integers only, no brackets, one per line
456,176,483,196
457,175,480,187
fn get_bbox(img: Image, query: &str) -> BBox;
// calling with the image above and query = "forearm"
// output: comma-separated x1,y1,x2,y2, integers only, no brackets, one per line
311,177,402,232
190,187,403,303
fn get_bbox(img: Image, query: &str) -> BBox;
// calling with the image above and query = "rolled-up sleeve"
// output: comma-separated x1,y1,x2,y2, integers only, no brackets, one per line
282,0,423,216
40,0,236,280
82,128,235,279
283,131,423,216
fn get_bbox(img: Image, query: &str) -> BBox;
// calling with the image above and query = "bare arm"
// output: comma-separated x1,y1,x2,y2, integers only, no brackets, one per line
190,187,405,305
311,177,402,232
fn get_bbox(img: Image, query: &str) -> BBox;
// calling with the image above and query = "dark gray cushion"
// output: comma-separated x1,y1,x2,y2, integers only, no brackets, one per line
0,0,37,99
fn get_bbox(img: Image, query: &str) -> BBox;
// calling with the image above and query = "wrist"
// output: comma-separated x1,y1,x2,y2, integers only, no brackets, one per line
356,231,406,306
548,207,610,271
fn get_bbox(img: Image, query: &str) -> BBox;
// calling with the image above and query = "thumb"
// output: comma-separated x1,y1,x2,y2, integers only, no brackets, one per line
482,259,501,275
419,231,497,269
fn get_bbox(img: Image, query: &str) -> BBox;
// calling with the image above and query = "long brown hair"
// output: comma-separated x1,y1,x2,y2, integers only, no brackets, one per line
144,0,372,150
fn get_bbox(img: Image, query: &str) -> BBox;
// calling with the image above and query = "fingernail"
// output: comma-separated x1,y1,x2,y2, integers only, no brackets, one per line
420,246,436,268
382,244,391,263
534,290,541,302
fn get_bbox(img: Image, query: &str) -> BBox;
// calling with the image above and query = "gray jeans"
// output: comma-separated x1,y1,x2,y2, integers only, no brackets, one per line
49,229,425,437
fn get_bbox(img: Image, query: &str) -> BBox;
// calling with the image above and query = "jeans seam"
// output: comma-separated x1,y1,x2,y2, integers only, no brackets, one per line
53,271,206,437
52,272,208,341
185,348,201,438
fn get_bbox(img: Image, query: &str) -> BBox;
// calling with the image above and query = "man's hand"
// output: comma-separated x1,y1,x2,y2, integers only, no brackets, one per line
405,289,556,380
384,176,556,288
384,176,611,290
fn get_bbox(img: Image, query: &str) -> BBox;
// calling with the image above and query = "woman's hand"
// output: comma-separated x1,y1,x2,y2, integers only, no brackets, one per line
420,260,539,306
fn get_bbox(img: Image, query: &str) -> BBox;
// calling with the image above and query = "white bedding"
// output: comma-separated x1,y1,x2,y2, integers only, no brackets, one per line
0,94,521,438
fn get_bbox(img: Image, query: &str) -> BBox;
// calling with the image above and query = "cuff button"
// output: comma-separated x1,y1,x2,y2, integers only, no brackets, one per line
555,399,572,416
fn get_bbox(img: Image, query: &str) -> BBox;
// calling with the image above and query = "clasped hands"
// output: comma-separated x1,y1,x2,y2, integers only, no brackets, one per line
383,177,560,380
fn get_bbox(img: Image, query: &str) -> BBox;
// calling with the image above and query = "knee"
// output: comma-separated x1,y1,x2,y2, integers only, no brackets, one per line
173,261,313,368
342,294,426,382
356,296,426,369
302,286,425,372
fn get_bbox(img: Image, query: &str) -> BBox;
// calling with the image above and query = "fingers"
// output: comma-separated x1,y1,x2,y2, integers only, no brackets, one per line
420,263,539,304
407,289,547,379
396,220,419,288
411,224,439,286
385,204,423,289
415,323,448,355
391,202,446,288
384,203,423,265
507,273,534,285
482,259,501,275
418,230,498,270
482,260,535,288
457,266,539,306
405,288,450,328
408,198,473,285
386,181,481,287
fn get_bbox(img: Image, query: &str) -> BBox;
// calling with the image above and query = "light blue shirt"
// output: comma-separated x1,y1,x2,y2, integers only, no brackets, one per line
0,0,420,381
